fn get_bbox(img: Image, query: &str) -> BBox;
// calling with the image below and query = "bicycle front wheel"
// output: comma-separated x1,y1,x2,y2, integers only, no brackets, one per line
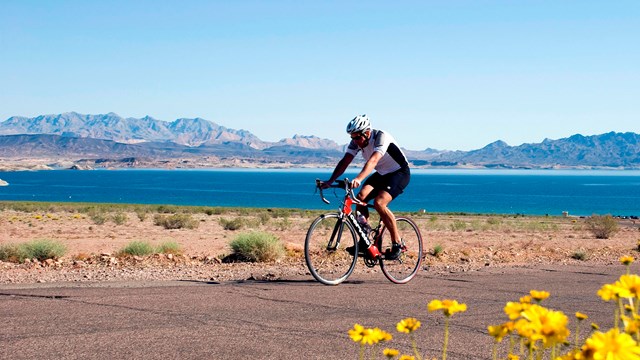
304,213,358,285
379,217,424,284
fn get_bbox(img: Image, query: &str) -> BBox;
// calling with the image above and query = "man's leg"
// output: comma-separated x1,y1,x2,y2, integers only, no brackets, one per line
356,184,374,219
373,191,400,244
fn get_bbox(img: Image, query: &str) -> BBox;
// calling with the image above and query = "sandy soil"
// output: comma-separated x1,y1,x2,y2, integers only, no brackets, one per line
1,209,639,284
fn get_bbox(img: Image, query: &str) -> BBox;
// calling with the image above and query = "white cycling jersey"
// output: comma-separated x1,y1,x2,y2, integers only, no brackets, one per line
345,129,409,175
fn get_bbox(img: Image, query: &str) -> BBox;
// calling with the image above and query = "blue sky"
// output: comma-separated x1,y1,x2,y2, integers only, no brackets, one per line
1,1,638,151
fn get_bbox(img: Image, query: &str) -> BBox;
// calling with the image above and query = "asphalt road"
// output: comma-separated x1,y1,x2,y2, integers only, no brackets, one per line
0,265,626,360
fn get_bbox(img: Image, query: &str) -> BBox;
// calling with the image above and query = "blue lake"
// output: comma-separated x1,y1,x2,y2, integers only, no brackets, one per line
1,169,639,216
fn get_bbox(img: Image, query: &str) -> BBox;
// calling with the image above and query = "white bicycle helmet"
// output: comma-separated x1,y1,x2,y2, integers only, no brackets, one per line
346,114,371,134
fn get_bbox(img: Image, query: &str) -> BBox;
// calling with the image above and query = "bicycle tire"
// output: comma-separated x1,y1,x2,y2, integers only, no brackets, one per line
305,213,358,285
379,217,424,284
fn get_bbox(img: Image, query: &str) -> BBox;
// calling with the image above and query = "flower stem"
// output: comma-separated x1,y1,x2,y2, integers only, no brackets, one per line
410,333,422,360
442,317,450,360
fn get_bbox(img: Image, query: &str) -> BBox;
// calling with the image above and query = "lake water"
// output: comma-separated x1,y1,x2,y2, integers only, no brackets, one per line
1,169,639,216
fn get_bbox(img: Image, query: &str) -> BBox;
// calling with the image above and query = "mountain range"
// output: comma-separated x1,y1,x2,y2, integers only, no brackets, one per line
1,112,639,169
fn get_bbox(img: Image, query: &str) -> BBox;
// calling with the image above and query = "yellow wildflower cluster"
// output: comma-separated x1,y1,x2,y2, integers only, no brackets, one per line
349,299,467,360
489,289,570,359
486,257,640,360
350,256,640,360
349,324,393,345
427,299,467,317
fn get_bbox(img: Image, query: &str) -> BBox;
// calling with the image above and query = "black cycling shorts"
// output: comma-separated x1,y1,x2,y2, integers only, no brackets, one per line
362,167,410,200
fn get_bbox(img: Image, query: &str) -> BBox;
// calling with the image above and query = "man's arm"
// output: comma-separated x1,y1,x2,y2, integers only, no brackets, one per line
352,151,383,188
321,153,355,188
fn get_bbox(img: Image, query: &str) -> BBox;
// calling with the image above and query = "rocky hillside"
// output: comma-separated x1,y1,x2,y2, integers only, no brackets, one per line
430,132,640,169
0,112,272,148
2,112,640,169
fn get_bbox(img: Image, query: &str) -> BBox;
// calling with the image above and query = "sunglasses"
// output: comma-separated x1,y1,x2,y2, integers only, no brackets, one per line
350,133,367,141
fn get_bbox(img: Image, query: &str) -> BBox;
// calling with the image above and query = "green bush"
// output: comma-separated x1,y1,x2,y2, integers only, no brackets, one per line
153,214,199,229
156,241,182,255
0,239,66,263
586,214,619,239
450,220,467,231
229,231,285,262
90,213,107,225
119,241,154,257
220,217,244,230
0,243,26,262
112,212,128,225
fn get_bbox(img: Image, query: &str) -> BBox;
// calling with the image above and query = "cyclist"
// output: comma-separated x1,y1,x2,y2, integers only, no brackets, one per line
320,114,411,260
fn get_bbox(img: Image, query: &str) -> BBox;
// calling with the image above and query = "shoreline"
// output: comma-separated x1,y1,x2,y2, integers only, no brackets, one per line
2,157,640,172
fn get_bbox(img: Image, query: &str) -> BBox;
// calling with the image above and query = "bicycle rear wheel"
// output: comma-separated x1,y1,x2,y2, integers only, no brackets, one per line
379,217,423,284
305,213,358,285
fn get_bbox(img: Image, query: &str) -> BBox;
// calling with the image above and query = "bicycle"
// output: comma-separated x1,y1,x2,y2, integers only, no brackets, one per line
304,178,424,285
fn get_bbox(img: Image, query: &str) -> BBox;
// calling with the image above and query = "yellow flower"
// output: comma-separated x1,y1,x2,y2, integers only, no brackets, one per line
530,290,550,302
617,274,640,299
621,315,640,336
488,324,509,342
598,283,625,301
383,348,399,358
583,328,640,359
507,355,520,360
398,356,415,360
348,324,379,345
575,312,588,321
520,304,570,348
427,299,467,317
504,301,525,320
349,324,366,343
620,256,635,265
396,318,421,334
555,349,583,360
520,295,532,304
374,328,393,342
591,323,600,331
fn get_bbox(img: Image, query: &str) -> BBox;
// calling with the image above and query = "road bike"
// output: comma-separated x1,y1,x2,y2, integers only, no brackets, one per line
304,179,424,285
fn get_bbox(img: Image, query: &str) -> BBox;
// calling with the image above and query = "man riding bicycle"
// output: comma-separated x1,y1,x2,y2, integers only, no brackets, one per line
320,114,411,260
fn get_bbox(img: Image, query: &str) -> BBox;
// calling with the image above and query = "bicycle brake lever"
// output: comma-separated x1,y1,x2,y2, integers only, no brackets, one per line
315,179,330,204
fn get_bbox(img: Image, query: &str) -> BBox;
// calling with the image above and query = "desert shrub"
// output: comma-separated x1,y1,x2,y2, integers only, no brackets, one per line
450,220,467,231
0,243,26,262
156,241,182,255
586,214,619,239
112,212,128,225
0,239,67,262
25,239,67,261
220,217,244,231
273,217,292,231
135,209,148,222
229,231,285,262
203,207,222,216
155,205,180,214
90,213,107,225
154,214,199,229
119,241,154,257
571,249,589,261
258,212,271,225
432,244,444,257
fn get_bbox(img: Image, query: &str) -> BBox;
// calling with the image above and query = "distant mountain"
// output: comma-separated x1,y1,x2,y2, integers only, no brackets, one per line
275,135,343,151
0,112,269,148
2,112,640,169
429,132,640,169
